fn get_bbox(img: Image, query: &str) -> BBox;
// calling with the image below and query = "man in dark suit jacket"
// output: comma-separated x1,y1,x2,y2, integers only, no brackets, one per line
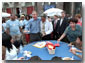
56,11,69,42
52,15,60,40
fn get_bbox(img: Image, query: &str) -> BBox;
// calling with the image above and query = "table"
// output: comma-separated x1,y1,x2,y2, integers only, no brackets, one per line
18,40,82,60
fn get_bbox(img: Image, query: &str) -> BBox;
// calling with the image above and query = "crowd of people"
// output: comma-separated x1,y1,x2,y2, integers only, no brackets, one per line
2,10,82,60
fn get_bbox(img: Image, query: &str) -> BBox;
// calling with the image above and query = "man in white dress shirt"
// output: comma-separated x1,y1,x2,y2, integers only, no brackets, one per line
40,14,53,40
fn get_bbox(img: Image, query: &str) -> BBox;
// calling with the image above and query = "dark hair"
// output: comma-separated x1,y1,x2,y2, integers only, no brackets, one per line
13,40,24,49
78,35,82,41
54,15,58,17
25,15,30,20
29,56,41,61
13,40,20,49
48,16,50,18
51,56,62,61
2,17,6,23
68,18,78,23
2,33,13,52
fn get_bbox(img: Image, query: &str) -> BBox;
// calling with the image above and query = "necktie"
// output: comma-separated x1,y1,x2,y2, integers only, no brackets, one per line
54,21,56,29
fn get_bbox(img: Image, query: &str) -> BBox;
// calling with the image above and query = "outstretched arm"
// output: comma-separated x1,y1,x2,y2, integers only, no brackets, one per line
57,33,66,42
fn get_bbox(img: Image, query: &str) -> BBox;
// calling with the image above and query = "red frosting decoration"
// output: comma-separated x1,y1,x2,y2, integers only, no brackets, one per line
55,43,60,47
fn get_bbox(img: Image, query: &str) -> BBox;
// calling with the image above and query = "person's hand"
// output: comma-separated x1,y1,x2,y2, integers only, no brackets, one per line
70,48,73,52
42,33,45,37
57,39,60,43
17,57,24,60
23,30,28,33
42,32,46,37
70,48,76,52
23,30,30,34
71,50,76,55
68,43,72,47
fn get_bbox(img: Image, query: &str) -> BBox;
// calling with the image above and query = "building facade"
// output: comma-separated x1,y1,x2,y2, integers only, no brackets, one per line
2,2,82,17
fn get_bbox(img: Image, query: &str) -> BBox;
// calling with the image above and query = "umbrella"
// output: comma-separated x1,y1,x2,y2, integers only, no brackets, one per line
2,12,11,17
43,8,63,16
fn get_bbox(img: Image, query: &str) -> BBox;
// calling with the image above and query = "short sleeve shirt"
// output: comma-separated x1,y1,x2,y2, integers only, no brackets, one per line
6,19,21,36
64,25,82,42
23,20,29,26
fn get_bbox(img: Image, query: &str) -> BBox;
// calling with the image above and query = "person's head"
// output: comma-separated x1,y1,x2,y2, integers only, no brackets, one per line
51,56,62,61
75,14,81,20
2,33,13,52
20,15,25,20
76,35,82,44
54,15,58,20
48,16,50,18
13,40,24,49
25,15,30,20
13,40,20,49
41,14,46,22
29,56,41,61
32,11,38,20
69,18,78,28
61,11,66,18
10,14,15,21
2,17,6,23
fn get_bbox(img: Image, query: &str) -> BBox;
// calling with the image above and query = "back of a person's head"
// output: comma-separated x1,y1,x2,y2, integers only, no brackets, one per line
29,56,41,61
2,32,12,52
2,33,11,46
13,40,24,49
13,40,20,49
51,56,62,61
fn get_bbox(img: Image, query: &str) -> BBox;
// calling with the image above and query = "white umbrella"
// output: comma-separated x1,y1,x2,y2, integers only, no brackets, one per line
2,12,11,17
44,8,63,16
